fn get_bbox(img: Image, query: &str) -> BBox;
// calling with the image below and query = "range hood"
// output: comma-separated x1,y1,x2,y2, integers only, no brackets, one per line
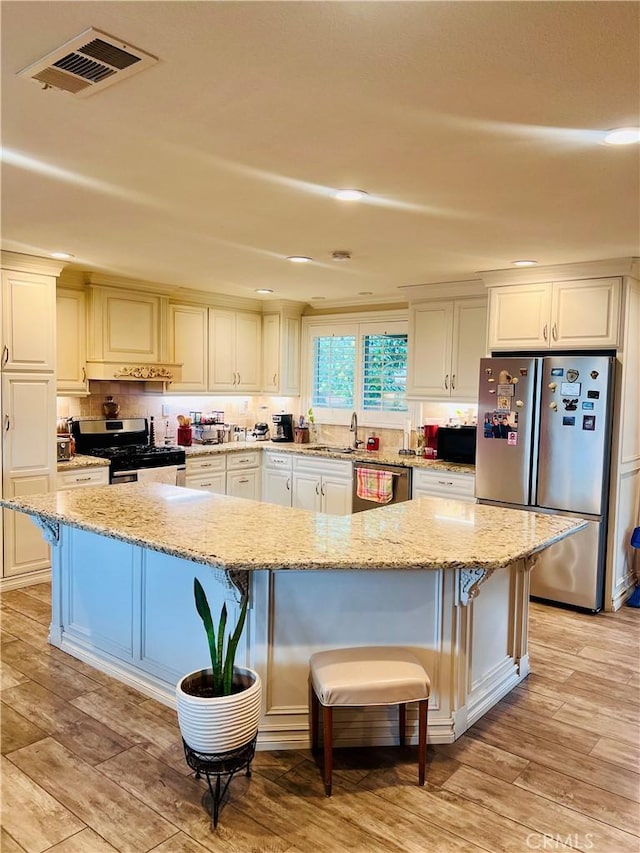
85,360,183,382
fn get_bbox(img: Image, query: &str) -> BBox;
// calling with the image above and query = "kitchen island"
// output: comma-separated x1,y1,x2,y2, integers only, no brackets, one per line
1,483,585,749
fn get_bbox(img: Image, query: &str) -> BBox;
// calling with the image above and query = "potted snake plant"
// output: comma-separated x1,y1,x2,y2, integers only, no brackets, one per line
176,578,262,754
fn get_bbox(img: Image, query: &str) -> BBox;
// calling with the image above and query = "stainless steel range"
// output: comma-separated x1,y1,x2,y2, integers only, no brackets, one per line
71,418,186,486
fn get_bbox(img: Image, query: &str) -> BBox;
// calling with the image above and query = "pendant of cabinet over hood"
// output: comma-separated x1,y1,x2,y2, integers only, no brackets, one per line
85,284,182,382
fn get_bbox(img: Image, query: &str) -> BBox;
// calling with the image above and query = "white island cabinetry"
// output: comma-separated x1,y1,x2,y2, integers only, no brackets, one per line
2,483,586,749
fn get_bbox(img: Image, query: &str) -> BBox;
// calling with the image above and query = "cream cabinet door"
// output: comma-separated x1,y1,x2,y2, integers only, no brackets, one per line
2,373,56,476
97,289,160,361
2,270,56,372
552,278,621,348
262,467,292,506
488,284,552,350
407,302,454,397
56,289,88,394
292,471,322,512
262,313,301,395
262,314,280,394
234,312,261,392
208,308,236,390
168,304,208,393
227,468,260,501
450,299,487,400
3,475,51,577
320,475,352,515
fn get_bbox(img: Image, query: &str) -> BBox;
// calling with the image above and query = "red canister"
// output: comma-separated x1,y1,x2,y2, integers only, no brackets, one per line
176,425,192,446
366,436,380,451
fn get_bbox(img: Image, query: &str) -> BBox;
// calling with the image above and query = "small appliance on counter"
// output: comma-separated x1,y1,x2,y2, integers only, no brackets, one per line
366,435,380,451
57,434,73,461
436,425,476,464
253,423,270,441
272,413,294,442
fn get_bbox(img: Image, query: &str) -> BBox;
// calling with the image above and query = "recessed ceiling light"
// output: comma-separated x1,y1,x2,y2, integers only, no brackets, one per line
255,288,274,294
334,189,368,202
512,260,538,267
311,296,326,301
50,252,74,259
603,127,640,145
287,256,312,264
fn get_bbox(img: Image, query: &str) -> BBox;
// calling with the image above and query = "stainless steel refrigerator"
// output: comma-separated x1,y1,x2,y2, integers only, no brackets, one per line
475,354,615,611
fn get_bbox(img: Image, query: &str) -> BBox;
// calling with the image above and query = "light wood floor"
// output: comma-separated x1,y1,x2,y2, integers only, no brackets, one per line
1,584,639,853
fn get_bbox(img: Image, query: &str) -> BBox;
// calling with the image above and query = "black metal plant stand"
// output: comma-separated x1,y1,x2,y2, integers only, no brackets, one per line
182,736,257,829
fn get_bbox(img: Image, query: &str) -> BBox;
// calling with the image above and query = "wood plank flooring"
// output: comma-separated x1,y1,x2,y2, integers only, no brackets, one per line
1,584,639,853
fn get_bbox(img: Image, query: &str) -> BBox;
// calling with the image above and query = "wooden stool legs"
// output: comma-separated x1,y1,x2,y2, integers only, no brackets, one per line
309,680,428,797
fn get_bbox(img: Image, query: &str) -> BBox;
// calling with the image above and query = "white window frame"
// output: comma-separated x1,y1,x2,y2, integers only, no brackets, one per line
302,310,419,429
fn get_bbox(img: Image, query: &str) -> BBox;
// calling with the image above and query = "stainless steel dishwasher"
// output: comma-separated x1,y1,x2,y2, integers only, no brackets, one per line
352,460,412,512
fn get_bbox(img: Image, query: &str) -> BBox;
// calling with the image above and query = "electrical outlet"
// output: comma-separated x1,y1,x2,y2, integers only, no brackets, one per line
162,404,170,417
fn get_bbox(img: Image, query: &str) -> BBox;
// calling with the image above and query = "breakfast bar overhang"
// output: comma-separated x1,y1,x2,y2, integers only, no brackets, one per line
1,484,586,749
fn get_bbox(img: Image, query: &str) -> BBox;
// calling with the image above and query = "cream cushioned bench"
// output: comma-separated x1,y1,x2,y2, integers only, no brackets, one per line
309,646,431,796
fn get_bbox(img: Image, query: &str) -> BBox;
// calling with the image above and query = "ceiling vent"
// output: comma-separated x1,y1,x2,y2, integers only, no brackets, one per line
17,27,158,97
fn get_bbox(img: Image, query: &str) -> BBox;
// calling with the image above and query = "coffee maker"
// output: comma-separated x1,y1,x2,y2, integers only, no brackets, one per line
271,413,294,442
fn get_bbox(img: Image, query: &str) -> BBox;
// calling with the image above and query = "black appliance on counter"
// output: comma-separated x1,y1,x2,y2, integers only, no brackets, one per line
436,425,477,464
271,413,294,442
71,418,186,485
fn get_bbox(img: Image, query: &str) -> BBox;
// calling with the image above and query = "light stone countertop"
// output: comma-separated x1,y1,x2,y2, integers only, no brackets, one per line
57,454,111,472
1,483,585,573
185,441,475,474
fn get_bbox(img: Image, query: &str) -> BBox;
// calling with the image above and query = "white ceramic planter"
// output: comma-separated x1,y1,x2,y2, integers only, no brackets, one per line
176,666,262,754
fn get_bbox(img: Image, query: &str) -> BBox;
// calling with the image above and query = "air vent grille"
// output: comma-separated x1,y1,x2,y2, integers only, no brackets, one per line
18,28,157,97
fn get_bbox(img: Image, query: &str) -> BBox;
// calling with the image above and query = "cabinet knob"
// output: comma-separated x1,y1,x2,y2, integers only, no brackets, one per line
239,478,249,484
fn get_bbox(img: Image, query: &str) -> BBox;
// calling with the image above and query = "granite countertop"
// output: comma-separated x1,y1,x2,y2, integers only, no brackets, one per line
185,441,475,474
57,454,111,472
1,483,584,573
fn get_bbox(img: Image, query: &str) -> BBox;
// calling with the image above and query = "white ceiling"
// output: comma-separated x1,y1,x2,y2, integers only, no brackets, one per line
1,1,639,305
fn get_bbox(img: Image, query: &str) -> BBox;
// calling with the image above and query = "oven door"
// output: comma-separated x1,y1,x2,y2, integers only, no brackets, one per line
111,465,186,487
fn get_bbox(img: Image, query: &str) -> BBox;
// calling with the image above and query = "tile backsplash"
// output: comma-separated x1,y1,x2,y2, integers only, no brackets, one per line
57,383,476,451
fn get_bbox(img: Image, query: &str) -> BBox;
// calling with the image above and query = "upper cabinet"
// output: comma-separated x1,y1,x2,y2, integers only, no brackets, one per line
208,308,261,393
2,269,57,372
262,306,302,396
56,288,88,395
85,284,181,382
168,303,208,393
407,297,487,400
488,278,622,351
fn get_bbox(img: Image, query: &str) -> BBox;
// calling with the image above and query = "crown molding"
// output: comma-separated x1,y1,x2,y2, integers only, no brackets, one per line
84,272,176,295
1,251,65,276
480,257,639,288
399,279,485,301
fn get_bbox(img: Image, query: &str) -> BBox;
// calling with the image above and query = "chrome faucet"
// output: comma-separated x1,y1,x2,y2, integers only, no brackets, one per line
350,411,364,449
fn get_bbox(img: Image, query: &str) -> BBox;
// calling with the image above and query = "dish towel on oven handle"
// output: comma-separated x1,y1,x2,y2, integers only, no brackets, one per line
136,466,179,486
356,467,394,503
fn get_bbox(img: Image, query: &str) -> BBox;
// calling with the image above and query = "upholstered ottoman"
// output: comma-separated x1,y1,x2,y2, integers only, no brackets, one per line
309,646,431,796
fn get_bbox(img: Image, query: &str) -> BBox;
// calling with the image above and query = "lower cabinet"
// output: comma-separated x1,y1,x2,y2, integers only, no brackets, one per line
185,455,227,495
262,451,293,507
292,456,353,515
57,467,109,490
226,451,261,501
185,450,261,500
412,468,476,502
